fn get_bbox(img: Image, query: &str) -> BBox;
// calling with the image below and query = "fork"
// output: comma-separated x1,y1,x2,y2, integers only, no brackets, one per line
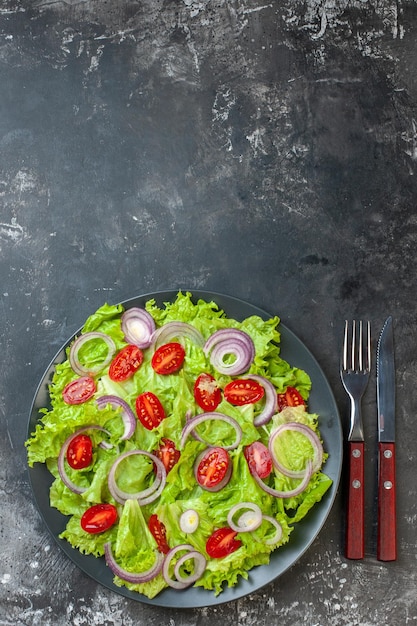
340,320,371,560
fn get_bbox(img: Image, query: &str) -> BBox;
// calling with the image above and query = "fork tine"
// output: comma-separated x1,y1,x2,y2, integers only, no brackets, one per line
342,320,371,373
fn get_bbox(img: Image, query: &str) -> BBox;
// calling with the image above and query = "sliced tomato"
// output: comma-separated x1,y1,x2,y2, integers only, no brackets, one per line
109,344,143,382
154,437,180,473
135,391,166,430
194,372,221,411
196,447,231,490
81,503,118,534
66,434,93,469
62,376,96,405
244,441,273,479
206,527,242,559
151,342,185,375
148,514,170,554
224,378,265,406
277,386,306,411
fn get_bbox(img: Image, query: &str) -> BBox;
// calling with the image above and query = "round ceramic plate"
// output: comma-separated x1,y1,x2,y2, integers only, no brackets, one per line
27,290,342,608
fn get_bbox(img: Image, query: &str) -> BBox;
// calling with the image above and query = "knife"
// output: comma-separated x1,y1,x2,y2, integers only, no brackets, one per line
376,316,397,561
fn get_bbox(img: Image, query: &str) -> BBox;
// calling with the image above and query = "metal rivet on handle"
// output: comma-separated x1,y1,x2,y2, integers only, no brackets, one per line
352,480,361,489
384,481,393,490
384,449,393,459
352,448,361,458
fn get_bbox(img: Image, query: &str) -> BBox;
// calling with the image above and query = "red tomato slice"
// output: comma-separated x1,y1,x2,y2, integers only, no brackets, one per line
194,373,222,411
151,342,185,375
206,527,242,559
66,434,93,469
154,438,180,473
277,386,306,411
135,391,166,430
81,503,118,534
109,344,143,382
62,376,96,405
224,378,265,405
244,441,273,479
148,514,170,554
196,447,230,490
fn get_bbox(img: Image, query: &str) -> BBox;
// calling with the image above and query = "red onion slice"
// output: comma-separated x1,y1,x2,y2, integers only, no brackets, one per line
268,423,323,479
57,425,111,494
107,450,166,505
151,321,205,348
69,332,116,377
245,374,278,426
96,395,136,440
180,412,242,450
262,515,283,545
227,502,263,532
104,542,164,583
162,544,206,589
121,308,156,348
203,328,255,375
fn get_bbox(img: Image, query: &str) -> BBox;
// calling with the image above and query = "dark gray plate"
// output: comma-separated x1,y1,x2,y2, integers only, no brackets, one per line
27,290,342,608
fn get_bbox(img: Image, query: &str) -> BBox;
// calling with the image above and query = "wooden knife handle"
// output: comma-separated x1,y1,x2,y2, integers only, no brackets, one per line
377,442,397,561
346,441,365,559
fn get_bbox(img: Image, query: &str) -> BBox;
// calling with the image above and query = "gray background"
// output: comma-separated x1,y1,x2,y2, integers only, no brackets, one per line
1,1,416,625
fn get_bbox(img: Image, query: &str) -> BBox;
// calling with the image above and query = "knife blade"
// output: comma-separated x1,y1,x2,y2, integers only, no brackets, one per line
376,315,397,561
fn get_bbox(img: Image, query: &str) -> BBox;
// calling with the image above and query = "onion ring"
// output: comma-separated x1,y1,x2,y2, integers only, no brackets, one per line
104,542,163,583
151,321,205,348
269,423,323,479
96,395,136,440
252,459,313,498
108,450,166,505
69,332,116,377
203,328,255,375
180,412,242,450
245,374,278,426
121,307,156,348
227,502,263,532
162,544,206,589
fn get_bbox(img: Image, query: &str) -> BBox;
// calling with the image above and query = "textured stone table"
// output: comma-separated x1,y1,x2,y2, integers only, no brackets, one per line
1,1,416,624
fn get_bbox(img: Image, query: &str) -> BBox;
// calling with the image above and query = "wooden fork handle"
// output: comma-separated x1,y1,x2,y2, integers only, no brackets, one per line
377,442,397,561
346,441,365,559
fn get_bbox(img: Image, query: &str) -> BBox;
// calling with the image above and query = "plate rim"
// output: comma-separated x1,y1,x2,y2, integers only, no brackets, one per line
27,289,343,609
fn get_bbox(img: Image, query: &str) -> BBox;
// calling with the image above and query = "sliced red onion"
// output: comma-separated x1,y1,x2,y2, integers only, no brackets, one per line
262,515,283,545
245,374,278,426
252,459,313,498
151,321,205,348
203,328,255,375
193,448,232,492
104,542,163,583
269,423,323,479
180,412,242,450
96,395,136,440
179,509,200,534
69,332,116,377
108,450,167,505
227,502,263,532
57,425,111,494
162,544,206,589
121,307,156,348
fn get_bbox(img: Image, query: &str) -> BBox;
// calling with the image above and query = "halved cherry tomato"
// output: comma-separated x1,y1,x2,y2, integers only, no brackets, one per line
109,344,143,382
224,378,265,406
277,386,306,411
153,437,180,473
244,441,273,479
151,342,185,375
62,376,96,405
196,447,231,490
81,503,118,534
135,391,166,430
206,527,242,559
66,434,93,469
194,373,222,411
148,514,170,554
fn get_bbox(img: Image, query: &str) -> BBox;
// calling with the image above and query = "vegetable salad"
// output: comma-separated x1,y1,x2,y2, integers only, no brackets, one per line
26,292,332,598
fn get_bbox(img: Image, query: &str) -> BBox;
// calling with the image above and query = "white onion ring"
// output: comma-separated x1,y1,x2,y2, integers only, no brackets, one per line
96,395,136,440
104,542,163,583
151,321,205,348
174,550,206,585
180,412,242,450
245,374,278,426
227,502,263,532
252,459,313,498
69,332,116,377
262,515,283,545
121,307,156,348
162,544,206,589
57,425,111,494
107,450,166,505
269,423,323,479
203,328,255,375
